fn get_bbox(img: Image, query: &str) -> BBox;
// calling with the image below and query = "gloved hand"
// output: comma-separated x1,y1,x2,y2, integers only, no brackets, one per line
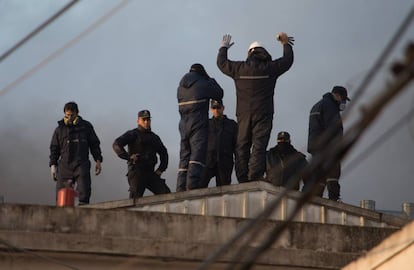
50,165,57,181
276,32,295,46
95,160,102,175
130,153,140,164
221,34,234,48
155,169,162,177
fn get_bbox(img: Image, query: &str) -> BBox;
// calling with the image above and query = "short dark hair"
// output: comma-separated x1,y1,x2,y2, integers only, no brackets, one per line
63,102,79,113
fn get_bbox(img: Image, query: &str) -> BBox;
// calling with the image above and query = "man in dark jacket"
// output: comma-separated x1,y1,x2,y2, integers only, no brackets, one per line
177,63,224,191
304,86,350,201
217,33,294,183
200,100,237,188
113,110,171,198
265,131,308,190
49,101,102,205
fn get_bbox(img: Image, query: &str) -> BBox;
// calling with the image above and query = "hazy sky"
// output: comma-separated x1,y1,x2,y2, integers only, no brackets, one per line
1,0,413,211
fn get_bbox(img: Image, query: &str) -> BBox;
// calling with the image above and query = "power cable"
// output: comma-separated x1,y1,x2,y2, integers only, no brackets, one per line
343,4,414,119
0,0,130,97
236,55,414,270
231,8,414,268
0,237,81,270
200,29,414,270
407,91,414,141
0,0,80,63
343,105,414,174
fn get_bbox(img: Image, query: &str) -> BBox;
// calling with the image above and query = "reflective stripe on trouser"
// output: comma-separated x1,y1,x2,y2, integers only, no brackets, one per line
176,168,188,192
235,113,272,182
177,118,208,191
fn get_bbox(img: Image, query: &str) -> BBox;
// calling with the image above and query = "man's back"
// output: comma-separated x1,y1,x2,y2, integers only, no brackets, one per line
217,45,293,116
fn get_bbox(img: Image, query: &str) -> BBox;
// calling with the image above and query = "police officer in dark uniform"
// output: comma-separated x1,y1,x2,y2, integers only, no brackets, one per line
49,101,103,205
217,33,294,183
177,63,224,191
113,110,171,198
265,131,308,190
304,86,350,201
200,100,237,188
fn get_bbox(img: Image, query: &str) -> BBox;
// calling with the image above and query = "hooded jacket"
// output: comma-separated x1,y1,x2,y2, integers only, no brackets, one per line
217,45,293,117
177,71,224,117
265,143,308,189
308,92,343,154
49,116,102,167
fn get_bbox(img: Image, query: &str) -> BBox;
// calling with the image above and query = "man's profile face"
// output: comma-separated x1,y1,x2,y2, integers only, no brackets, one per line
211,105,224,118
137,117,151,129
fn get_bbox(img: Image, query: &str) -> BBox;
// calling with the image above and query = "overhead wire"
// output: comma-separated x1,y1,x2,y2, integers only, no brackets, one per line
0,1,129,269
199,4,414,269
0,0,80,63
0,237,81,270
407,92,414,140
342,4,414,120
343,104,414,174
0,0,130,97
237,56,414,270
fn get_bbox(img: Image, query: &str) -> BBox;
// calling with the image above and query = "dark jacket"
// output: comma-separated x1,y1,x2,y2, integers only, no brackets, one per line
217,45,293,117
265,143,308,189
308,92,343,154
206,115,237,169
112,126,168,172
49,116,102,167
177,72,224,119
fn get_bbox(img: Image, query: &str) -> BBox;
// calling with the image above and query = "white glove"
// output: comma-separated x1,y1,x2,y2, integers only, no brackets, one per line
221,34,234,48
50,165,57,181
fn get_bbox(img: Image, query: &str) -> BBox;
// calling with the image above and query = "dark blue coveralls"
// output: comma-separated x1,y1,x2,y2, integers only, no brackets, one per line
217,44,294,182
49,116,102,204
304,92,344,200
177,71,223,191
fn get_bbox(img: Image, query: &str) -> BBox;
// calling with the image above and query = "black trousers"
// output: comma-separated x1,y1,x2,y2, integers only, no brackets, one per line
200,164,232,188
56,160,91,204
235,113,272,182
127,166,171,198
302,158,341,201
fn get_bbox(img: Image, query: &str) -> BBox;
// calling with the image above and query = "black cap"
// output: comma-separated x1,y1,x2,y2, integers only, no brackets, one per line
138,110,151,119
332,86,350,101
277,131,290,142
211,99,223,108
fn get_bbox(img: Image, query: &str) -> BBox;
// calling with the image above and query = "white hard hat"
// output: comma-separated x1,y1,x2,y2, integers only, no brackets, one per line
248,41,264,52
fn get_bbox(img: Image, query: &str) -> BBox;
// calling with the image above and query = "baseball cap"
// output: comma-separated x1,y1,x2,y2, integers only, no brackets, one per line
138,110,151,119
332,86,350,101
211,99,223,108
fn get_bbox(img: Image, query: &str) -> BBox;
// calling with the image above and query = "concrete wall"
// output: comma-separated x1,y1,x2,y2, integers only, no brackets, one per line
343,220,414,270
86,182,409,228
0,204,399,270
